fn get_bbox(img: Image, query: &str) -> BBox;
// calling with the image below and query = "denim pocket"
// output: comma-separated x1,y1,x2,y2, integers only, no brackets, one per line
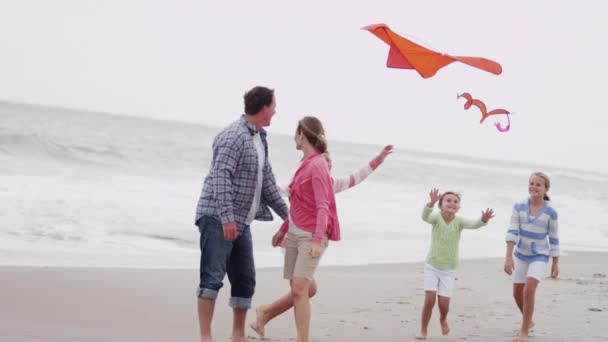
199,217,230,258
198,217,233,291
199,216,225,236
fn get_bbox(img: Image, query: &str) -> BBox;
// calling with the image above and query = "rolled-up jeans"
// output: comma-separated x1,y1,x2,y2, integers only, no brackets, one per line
196,216,255,310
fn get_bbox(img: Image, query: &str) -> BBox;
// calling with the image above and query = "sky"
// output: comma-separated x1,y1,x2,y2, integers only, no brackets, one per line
1,0,606,172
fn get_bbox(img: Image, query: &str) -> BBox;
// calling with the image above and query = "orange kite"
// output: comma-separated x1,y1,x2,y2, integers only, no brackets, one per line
458,92,511,132
363,24,502,78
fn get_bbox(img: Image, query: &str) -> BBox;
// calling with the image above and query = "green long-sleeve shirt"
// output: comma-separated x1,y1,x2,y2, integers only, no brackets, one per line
422,205,486,270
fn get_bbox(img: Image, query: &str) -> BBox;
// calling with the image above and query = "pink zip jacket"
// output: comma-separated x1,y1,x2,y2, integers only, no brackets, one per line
278,153,386,197
280,152,340,244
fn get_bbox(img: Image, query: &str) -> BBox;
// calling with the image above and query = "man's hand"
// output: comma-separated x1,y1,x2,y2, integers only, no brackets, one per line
223,221,238,240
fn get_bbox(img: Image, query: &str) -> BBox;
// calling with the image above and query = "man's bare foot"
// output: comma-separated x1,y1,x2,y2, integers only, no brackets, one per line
440,318,450,335
249,306,268,339
415,331,427,340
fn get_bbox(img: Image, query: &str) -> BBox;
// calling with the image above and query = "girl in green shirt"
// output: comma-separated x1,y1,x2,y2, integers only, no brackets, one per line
415,188,494,340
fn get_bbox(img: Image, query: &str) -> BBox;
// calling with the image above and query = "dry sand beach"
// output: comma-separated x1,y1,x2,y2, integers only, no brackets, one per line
1,252,606,342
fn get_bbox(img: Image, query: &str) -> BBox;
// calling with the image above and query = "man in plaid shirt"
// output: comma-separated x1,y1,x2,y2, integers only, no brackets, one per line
195,86,289,342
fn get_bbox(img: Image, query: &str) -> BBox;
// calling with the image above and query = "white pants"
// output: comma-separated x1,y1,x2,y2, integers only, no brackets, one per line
423,264,456,298
513,256,547,283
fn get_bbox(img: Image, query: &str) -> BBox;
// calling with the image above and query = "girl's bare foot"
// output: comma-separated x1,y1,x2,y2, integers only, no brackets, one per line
415,331,427,340
249,306,268,339
440,318,450,335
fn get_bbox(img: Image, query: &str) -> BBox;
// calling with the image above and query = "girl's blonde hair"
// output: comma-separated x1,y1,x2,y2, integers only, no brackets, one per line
530,171,551,201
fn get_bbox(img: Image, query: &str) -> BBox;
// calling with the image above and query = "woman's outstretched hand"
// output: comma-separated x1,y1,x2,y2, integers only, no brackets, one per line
377,145,394,162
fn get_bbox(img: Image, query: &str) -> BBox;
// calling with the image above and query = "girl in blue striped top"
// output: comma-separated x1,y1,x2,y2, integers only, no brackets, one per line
504,172,559,342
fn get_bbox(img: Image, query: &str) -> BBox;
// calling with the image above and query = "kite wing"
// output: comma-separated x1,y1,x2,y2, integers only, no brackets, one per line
363,23,502,78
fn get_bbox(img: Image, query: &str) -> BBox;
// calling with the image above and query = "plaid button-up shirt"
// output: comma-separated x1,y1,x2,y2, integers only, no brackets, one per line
195,116,289,231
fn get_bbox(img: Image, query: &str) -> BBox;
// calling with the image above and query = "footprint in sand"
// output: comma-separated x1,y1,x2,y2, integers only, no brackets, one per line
376,300,411,305
248,335,295,341
249,336,326,342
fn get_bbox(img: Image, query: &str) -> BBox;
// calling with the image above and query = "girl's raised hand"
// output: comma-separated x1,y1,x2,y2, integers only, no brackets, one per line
428,188,440,206
481,208,495,223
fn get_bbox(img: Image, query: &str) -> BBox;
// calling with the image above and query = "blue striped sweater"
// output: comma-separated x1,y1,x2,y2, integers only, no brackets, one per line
506,199,559,263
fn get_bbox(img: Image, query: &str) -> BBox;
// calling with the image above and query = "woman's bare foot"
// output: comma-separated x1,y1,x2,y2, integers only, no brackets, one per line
513,331,529,341
231,336,249,342
440,318,450,335
249,305,268,339
415,331,427,340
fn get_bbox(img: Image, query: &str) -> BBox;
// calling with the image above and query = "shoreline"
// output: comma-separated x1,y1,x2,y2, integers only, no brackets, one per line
1,252,606,341
0,248,605,270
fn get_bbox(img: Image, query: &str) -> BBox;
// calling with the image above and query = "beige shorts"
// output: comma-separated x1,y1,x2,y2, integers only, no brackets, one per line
283,221,328,281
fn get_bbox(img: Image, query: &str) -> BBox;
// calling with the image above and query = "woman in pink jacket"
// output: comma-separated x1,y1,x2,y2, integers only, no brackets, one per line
251,144,393,340
273,116,338,342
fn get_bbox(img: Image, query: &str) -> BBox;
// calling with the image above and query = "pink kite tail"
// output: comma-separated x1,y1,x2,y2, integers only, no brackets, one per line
495,113,511,132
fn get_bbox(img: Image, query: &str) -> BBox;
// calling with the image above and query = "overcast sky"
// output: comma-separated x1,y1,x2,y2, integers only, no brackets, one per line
1,0,606,172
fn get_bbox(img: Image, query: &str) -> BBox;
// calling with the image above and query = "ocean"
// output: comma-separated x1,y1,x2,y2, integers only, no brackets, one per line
1,101,607,268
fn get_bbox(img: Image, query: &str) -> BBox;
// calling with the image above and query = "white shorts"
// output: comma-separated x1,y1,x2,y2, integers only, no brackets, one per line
513,256,547,283
423,264,456,298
